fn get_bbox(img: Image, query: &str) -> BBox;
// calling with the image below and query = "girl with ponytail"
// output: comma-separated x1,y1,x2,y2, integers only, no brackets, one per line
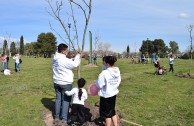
65,78,88,126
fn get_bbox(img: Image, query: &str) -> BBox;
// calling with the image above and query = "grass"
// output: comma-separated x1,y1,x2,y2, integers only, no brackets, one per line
0,57,194,126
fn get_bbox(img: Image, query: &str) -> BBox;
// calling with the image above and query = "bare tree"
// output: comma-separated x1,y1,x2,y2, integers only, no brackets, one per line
97,42,111,56
46,0,92,78
187,24,193,74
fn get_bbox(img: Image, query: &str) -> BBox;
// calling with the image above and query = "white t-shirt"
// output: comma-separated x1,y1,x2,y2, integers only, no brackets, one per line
65,87,88,105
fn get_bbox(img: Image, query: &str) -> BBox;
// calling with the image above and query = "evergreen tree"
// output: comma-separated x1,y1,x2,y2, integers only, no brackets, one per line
10,42,16,56
127,45,130,58
20,35,24,55
3,39,8,55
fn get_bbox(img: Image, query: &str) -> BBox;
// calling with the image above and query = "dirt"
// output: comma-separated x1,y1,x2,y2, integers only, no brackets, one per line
42,102,125,126
176,73,194,79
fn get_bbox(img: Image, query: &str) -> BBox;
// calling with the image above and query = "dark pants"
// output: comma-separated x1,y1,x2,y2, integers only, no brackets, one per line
100,95,116,118
71,104,85,124
169,64,174,72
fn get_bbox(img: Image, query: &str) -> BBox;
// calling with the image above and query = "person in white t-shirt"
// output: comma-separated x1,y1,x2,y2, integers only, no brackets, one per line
65,78,88,126
96,56,121,126
52,43,81,124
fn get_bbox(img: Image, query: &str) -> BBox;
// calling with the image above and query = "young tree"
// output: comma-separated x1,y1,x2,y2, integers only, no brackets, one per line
20,35,24,55
46,0,92,77
10,41,16,56
187,24,193,74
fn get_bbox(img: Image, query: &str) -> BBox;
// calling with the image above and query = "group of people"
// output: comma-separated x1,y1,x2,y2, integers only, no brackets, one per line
1,53,21,73
52,43,121,126
154,54,174,75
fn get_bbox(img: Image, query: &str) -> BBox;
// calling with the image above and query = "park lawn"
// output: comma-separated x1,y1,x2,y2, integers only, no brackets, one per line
0,57,193,126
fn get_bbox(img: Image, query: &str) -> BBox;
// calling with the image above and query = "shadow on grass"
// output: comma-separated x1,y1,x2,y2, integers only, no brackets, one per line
41,98,55,116
144,72,155,75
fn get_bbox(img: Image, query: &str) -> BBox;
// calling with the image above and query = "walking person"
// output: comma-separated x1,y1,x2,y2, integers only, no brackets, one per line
65,78,88,126
169,54,174,73
96,56,121,126
52,43,81,125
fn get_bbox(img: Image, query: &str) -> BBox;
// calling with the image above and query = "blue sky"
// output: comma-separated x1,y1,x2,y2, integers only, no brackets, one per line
0,0,194,53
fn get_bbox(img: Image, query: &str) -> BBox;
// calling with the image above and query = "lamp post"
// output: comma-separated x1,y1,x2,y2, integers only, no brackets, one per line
68,23,71,54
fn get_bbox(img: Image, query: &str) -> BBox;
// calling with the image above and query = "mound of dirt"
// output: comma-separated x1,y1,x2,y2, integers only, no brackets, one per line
176,73,194,79
43,102,125,126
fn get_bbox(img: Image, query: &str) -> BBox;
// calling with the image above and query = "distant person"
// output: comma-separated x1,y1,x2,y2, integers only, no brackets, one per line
131,56,135,64
13,53,20,72
151,53,155,64
141,54,145,64
6,55,9,69
65,78,88,126
52,43,80,125
169,54,174,73
1,54,6,71
102,56,107,70
96,56,121,126
93,54,97,65
155,54,160,67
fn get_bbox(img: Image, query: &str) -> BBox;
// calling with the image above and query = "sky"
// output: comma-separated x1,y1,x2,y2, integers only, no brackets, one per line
0,0,194,53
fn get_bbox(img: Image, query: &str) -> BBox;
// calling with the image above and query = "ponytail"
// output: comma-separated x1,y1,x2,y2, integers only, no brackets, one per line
77,78,86,100
78,88,83,100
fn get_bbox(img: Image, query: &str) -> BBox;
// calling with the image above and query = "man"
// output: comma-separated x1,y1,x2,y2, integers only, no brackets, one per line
52,43,80,124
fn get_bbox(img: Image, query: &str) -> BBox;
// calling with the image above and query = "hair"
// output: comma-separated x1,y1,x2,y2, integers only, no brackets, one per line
77,78,86,100
102,56,106,62
57,43,68,53
104,56,117,66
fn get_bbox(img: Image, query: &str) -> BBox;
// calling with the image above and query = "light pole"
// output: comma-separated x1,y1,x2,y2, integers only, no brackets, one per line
68,23,71,54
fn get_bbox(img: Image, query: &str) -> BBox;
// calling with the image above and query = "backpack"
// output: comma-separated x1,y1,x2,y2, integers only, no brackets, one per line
19,59,22,64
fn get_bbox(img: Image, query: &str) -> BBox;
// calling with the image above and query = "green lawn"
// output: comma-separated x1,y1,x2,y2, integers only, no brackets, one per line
0,57,193,126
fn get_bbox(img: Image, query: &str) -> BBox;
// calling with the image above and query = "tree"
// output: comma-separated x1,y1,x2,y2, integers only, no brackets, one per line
169,41,179,54
3,39,8,55
10,41,16,56
37,32,57,58
46,0,92,77
152,39,167,57
20,35,24,55
24,42,34,56
187,24,194,74
127,45,130,58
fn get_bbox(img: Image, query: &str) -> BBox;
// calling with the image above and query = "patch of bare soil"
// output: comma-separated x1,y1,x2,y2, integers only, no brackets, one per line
176,73,194,79
42,102,126,126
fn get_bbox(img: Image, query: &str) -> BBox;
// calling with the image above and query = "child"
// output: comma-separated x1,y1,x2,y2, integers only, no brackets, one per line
102,56,107,70
96,56,121,126
65,78,88,126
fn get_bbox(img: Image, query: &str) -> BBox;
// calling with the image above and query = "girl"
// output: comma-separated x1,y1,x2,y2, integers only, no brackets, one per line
65,78,88,126
13,53,20,72
96,56,121,126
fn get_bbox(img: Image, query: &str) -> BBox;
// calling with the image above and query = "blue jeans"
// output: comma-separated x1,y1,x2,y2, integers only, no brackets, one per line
2,62,6,70
54,83,72,121
15,63,20,72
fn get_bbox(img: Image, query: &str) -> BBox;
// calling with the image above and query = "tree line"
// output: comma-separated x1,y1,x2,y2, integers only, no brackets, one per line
1,32,57,58
139,38,179,58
